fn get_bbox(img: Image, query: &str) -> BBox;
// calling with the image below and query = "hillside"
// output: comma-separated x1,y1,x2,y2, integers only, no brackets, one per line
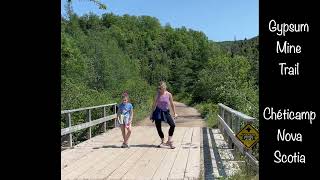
61,13,259,128
218,37,259,84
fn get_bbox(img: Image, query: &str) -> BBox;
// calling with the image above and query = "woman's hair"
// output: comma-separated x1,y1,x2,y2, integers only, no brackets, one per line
158,81,167,90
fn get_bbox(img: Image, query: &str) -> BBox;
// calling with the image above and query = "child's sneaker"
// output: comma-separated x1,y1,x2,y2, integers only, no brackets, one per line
121,143,130,148
157,141,165,148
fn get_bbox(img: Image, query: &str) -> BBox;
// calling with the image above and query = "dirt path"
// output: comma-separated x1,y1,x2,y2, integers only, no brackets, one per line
137,101,206,127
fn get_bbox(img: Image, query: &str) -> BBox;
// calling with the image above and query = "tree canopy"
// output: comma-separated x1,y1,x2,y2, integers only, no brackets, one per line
61,13,259,122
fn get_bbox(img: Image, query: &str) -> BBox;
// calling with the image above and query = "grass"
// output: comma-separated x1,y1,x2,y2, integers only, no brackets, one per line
132,98,153,125
194,102,218,128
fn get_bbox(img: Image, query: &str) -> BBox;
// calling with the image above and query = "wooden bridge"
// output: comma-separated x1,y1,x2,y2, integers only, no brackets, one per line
61,102,258,180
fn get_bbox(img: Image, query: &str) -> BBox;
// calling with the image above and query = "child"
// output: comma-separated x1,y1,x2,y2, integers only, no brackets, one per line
117,92,133,148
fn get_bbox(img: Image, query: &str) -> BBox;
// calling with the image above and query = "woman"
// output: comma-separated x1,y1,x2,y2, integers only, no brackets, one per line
150,81,178,149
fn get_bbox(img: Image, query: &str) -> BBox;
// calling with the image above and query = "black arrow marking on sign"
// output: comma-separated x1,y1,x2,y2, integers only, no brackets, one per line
246,127,251,132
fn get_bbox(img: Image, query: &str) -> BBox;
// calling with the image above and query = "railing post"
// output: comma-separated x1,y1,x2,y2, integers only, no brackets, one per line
235,116,240,134
114,104,117,128
221,106,225,120
67,113,73,147
228,113,233,131
226,112,233,149
220,106,224,132
87,109,92,139
103,106,107,132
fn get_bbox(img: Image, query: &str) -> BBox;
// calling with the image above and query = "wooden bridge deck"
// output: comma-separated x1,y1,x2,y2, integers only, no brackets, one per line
61,102,258,180
62,126,201,180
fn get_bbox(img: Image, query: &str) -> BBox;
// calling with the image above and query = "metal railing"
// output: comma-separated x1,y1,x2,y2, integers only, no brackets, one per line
217,103,259,172
61,103,117,148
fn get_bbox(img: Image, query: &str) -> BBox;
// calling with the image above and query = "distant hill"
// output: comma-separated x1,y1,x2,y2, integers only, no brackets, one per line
218,36,259,84
218,36,258,59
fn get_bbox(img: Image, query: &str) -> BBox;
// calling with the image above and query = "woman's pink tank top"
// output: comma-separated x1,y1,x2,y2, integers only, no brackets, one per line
156,92,170,111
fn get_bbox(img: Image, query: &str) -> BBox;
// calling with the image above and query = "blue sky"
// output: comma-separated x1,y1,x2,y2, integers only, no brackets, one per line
61,0,258,42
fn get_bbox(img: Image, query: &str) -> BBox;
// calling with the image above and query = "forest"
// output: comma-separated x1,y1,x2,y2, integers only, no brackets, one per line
61,12,259,130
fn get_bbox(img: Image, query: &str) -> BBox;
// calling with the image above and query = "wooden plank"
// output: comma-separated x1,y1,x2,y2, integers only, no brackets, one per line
61,127,125,169
148,127,188,180
61,148,94,169
62,126,149,179
168,127,194,180
106,148,148,180
64,149,125,179
75,130,123,148
78,127,151,179
77,148,134,180
62,148,114,178
117,126,162,180
75,148,127,180
61,147,97,169
62,127,120,151
207,128,221,178
61,114,117,135
184,127,201,179
133,146,167,179
120,148,159,180
80,126,158,180
135,128,183,179
62,148,107,179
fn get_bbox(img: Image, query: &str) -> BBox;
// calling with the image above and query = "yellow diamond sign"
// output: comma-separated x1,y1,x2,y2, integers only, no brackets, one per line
236,123,259,149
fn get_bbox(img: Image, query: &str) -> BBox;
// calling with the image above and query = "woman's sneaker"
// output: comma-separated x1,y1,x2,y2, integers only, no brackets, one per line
166,141,176,149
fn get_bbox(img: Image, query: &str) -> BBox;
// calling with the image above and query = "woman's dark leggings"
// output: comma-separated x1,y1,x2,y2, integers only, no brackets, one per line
155,116,175,138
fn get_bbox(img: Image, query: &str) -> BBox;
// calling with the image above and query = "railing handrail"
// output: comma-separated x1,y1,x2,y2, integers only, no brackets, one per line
217,103,259,171
218,103,255,122
61,114,117,136
61,103,117,114
61,103,118,148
